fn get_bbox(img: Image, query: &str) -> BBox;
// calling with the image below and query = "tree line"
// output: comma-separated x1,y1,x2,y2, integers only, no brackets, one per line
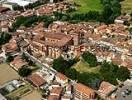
53,0,122,24
52,52,130,89
11,15,54,31
0,32,11,45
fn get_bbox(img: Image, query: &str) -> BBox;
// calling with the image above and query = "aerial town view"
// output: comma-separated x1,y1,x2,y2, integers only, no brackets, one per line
0,0,132,100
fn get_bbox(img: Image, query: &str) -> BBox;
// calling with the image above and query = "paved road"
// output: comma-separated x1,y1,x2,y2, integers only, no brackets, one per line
116,86,132,100
23,51,56,73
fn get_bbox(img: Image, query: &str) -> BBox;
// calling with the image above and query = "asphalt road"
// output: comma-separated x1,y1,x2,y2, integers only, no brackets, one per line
116,86,132,100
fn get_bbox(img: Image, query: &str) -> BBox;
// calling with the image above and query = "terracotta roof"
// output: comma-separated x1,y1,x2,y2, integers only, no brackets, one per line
98,81,116,96
56,72,68,81
4,39,18,53
50,87,63,95
62,95,71,100
36,2,70,16
27,73,46,87
112,55,122,65
32,32,72,47
44,32,70,40
75,83,95,96
0,6,10,13
48,95,59,100
122,59,132,70
10,56,27,70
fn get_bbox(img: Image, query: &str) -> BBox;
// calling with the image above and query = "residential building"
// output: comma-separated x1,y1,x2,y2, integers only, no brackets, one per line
27,73,46,87
98,81,117,99
10,55,28,71
2,39,19,55
28,32,73,58
74,83,96,100
56,72,68,85
0,6,10,13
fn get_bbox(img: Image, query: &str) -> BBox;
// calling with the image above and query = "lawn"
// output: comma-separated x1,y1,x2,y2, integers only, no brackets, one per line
73,60,100,73
68,0,103,13
121,0,132,13
0,64,20,85
20,90,42,100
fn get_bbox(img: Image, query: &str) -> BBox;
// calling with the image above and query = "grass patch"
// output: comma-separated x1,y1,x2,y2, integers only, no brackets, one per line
68,0,103,13
121,0,132,13
73,60,100,73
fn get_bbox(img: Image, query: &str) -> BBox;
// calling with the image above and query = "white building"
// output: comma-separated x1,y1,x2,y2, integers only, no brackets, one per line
2,0,39,10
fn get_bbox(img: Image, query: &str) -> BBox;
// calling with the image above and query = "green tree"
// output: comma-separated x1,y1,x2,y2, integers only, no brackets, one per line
22,53,29,62
130,13,132,17
53,56,68,73
82,52,98,67
0,32,11,45
78,72,102,89
65,68,78,80
100,0,121,24
18,66,32,77
128,27,132,34
100,61,119,85
6,55,14,63
116,66,130,81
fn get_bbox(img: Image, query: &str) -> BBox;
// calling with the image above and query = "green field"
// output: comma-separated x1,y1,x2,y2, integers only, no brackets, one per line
73,60,100,73
68,0,103,13
121,0,132,13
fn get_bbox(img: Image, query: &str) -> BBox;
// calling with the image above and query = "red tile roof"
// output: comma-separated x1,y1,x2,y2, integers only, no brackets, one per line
0,6,10,13
56,72,68,81
27,73,46,87
10,56,27,70
75,83,95,96
50,87,63,95
98,81,116,96
48,95,59,100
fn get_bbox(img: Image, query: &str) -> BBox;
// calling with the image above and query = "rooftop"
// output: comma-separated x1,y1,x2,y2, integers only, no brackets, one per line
48,95,59,100
50,87,63,95
56,72,68,81
75,83,95,96
10,56,28,70
27,73,46,87
98,81,116,96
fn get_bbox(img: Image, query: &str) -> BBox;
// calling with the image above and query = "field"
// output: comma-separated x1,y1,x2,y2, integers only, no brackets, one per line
20,90,42,100
68,0,103,13
0,64,19,85
73,60,100,73
7,83,33,99
121,0,132,13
